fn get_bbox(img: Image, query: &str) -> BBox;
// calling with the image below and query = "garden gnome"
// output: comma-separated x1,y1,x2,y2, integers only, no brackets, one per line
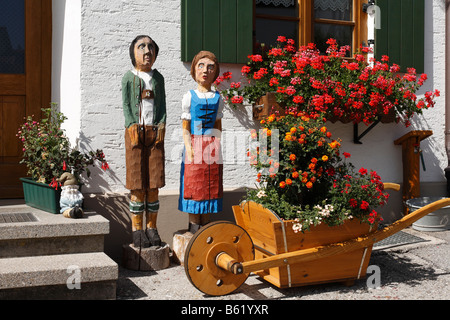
179,50,224,234
122,35,166,248
57,172,84,219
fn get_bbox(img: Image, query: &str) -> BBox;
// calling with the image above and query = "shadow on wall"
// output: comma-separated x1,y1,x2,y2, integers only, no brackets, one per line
84,185,419,264
84,189,245,263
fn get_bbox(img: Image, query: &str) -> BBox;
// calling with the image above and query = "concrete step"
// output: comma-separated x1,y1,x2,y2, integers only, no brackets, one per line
0,205,110,258
0,252,118,299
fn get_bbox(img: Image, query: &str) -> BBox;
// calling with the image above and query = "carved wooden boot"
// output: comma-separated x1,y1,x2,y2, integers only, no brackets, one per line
145,210,161,247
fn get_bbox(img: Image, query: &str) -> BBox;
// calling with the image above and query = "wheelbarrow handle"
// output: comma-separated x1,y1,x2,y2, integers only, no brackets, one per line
238,197,450,275
383,182,400,191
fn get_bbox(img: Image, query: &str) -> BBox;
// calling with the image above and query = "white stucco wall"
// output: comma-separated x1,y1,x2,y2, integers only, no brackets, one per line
52,0,82,147
52,0,447,195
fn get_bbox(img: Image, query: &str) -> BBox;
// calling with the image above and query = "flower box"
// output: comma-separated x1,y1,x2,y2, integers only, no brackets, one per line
218,37,439,127
253,92,285,121
20,177,61,214
233,201,377,288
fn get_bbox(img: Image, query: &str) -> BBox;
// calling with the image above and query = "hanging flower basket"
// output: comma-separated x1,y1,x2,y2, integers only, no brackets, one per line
216,36,440,126
327,104,396,124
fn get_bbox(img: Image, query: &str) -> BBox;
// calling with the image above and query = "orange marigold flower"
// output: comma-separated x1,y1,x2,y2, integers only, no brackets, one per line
286,179,292,185
279,181,286,188
290,127,297,134
292,171,299,179
306,181,313,189
322,155,329,161
329,140,339,148
320,126,327,133
262,128,272,136
289,154,296,161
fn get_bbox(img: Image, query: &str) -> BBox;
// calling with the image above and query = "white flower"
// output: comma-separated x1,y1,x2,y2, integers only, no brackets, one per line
292,223,302,233
256,190,266,198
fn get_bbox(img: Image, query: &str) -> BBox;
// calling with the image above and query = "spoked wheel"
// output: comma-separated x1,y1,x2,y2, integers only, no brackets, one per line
184,221,254,296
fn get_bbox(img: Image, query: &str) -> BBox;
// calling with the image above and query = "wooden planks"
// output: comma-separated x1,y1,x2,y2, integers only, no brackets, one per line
233,201,376,288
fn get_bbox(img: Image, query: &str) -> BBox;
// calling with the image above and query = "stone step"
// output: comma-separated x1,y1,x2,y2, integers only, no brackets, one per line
0,205,109,258
0,252,118,299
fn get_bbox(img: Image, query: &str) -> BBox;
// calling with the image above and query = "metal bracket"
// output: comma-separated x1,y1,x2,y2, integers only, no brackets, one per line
353,120,380,144
362,0,376,12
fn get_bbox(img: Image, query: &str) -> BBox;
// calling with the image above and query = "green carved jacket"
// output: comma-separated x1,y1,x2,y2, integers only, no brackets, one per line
121,69,166,128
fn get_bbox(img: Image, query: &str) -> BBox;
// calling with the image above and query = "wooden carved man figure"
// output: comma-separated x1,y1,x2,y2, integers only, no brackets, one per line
122,35,166,248
179,51,224,234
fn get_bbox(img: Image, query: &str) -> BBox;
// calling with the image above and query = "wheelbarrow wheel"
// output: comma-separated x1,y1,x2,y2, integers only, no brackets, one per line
184,221,254,296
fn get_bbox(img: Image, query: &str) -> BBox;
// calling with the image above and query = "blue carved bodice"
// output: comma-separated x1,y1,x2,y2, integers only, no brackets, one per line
189,90,220,135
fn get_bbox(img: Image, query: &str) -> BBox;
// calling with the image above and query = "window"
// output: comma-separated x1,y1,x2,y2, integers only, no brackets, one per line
0,0,25,74
181,0,424,72
255,0,367,55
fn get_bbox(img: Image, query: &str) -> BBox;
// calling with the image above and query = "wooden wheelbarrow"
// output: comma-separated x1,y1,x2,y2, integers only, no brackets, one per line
184,183,450,296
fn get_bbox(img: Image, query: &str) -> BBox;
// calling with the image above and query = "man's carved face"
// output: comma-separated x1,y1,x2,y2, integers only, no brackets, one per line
134,37,156,72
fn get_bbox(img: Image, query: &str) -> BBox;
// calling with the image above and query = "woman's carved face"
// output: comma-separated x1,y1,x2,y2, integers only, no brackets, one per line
195,57,216,88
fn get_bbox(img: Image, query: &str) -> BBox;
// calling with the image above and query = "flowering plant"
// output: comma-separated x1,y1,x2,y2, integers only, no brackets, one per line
17,104,109,189
216,36,440,126
246,112,389,231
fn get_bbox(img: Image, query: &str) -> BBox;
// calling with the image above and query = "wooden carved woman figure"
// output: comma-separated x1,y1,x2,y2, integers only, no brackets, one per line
179,51,224,234
122,35,166,248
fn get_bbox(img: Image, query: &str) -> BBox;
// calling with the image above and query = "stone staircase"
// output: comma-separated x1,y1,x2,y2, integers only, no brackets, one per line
0,204,118,299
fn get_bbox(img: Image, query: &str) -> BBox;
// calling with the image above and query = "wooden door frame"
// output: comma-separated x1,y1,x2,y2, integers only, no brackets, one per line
0,0,52,198
26,0,52,119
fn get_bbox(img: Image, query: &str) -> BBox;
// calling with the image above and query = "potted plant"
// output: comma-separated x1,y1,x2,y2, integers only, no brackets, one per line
216,37,440,126
208,36,440,288
17,103,109,213
232,112,393,287
246,112,388,230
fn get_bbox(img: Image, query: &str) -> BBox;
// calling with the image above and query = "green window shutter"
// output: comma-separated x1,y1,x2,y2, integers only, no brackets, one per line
181,0,253,63
374,0,424,73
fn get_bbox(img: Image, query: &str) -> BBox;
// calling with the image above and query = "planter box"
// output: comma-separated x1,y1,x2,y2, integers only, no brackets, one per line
233,201,377,288
253,92,285,121
20,177,61,214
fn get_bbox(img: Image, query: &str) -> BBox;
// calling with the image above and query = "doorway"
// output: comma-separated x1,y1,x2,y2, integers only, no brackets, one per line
0,0,52,198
